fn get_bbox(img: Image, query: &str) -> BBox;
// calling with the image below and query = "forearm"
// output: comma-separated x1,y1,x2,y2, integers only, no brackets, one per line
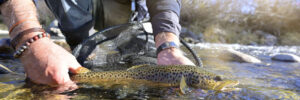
152,11,181,47
146,0,182,47
0,0,42,48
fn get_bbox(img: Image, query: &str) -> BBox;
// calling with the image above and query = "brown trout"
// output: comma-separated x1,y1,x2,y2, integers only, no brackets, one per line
71,65,239,91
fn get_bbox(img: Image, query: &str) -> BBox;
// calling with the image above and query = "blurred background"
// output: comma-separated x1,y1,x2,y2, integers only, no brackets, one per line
180,0,300,45
2,0,300,46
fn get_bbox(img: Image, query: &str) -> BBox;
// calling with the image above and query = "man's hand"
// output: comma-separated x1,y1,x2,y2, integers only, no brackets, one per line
157,47,195,65
155,32,195,65
1,0,81,93
20,38,81,92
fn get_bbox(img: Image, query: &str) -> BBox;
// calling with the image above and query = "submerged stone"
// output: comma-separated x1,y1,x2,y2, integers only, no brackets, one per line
193,47,262,63
224,49,262,63
271,53,300,62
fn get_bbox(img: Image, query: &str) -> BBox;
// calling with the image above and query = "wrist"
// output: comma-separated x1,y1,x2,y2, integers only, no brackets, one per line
15,31,44,49
14,32,50,58
157,47,182,57
9,20,42,49
155,32,181,55
155,32,180,48
18,37,51,59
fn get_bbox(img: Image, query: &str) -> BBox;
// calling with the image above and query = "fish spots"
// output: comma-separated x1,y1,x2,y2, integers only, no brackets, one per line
72,65,224,89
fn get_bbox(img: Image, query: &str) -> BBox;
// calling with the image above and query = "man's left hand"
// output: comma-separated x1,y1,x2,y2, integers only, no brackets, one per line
155,32,195,65
157,47,195,65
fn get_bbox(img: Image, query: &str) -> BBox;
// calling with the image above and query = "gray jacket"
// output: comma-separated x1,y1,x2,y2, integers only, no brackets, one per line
44,0,181,48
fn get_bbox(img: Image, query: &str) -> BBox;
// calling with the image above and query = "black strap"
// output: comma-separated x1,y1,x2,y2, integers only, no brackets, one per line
156,41,179,55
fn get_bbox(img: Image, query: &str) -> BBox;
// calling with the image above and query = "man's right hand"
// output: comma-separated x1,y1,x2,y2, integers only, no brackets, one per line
0,0,81,93
19,37,81,92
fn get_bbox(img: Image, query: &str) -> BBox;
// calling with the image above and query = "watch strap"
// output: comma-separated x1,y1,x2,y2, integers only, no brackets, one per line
156,41,179,55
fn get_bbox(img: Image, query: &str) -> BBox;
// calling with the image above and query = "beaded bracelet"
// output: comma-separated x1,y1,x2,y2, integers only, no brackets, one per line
11,28,45,49
13,32,50,58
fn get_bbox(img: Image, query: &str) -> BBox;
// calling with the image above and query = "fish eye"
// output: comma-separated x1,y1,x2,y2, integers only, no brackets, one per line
214,76,222,81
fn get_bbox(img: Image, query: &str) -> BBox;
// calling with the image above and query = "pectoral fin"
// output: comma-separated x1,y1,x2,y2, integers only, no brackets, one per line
180,76,188,94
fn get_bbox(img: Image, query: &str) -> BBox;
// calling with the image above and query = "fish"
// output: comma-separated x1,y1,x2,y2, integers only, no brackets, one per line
71,65,239,92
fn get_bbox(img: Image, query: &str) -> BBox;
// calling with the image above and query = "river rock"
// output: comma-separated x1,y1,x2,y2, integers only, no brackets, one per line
195,48,262,63
271,53,300,62
221,49,262,63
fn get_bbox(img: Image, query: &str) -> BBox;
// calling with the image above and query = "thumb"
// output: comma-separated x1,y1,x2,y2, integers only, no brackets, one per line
68,61,82,74
68,63,91,74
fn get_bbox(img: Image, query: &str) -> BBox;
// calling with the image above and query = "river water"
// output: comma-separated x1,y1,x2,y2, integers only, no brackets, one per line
1,0,300,98
0,42,299,100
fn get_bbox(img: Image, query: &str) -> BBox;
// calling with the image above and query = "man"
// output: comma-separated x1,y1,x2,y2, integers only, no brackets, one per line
0,0,194,92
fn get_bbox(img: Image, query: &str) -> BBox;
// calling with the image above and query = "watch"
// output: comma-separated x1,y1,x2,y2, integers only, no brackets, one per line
156,41,179,55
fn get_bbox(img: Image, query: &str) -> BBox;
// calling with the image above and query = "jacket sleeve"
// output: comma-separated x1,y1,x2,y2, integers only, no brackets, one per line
146,0,182,38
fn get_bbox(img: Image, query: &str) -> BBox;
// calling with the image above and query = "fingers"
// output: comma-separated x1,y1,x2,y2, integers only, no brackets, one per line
54,81,78,93
50,67,78,93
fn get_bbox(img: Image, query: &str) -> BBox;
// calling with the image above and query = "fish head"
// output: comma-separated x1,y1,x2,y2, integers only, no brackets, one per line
194,76,239,91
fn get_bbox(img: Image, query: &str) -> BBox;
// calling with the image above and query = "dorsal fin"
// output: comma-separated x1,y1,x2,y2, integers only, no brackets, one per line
126,64,149,71
180,75,188,94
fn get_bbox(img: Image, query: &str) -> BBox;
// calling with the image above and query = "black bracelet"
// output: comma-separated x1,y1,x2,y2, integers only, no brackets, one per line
156,41,179,55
